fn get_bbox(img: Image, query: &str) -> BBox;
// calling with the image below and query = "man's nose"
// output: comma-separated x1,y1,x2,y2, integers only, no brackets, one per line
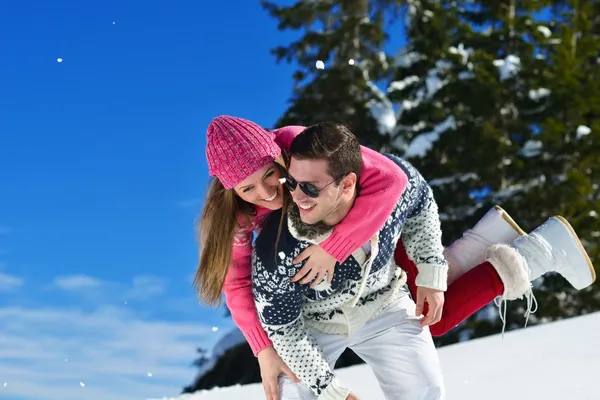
290,185,307,202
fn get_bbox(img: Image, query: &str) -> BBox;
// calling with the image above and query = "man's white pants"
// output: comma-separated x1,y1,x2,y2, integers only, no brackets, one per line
278,291,445,399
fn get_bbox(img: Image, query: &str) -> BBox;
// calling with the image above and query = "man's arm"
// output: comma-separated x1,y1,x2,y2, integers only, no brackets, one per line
252,226,351,399
389,156,449,291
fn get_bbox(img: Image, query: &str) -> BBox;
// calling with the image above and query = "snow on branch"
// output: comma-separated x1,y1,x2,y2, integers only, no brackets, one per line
404,115,457,158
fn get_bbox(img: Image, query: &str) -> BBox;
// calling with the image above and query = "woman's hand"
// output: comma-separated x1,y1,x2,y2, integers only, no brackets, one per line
291,244,337,288
257,346,299,400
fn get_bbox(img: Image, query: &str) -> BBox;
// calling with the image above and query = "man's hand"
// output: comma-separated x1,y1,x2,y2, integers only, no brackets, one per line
346,392,360,400
257,346,299,400
415,286,445,328
291,244,337,288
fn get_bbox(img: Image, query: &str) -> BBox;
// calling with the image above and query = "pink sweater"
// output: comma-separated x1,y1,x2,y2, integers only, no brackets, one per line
222,126,409,355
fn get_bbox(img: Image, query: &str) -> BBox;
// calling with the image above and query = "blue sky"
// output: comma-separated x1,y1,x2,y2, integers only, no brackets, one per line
0,0,307,399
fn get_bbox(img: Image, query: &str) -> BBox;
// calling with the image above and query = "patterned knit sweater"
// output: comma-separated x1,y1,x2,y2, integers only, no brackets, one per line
251,155,448,399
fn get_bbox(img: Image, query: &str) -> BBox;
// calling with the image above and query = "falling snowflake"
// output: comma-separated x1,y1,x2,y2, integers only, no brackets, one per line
348,59,355,65
3,382,7,387
211,326,219,332
147,372,153,377
112,21,116,25
315,60,324,70
278,251,286,260
79,382,85,387
57,58,63,63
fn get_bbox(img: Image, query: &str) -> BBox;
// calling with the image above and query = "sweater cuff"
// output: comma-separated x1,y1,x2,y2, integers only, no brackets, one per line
246,325,273,356
415,263,449,292
320,230,358,263
318,377,351,400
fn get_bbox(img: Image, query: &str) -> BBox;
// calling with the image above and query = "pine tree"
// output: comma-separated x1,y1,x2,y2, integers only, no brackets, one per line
507,0,600,323
392,0,599,342
261,0,403,148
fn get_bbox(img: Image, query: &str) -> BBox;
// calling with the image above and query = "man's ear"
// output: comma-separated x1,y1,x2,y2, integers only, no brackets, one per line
341,172,357,193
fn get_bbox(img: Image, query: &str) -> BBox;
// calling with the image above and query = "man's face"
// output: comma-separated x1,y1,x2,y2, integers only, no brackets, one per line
287,157,344,225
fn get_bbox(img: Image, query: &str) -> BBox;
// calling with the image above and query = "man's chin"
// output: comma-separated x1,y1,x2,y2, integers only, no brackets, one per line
299,214,317,225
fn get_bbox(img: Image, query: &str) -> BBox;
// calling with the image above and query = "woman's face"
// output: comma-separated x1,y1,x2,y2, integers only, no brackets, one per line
233,163,284,210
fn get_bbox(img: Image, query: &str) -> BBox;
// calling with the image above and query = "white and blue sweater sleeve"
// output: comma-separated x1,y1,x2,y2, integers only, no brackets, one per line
252,245,351,399
393,157,449,291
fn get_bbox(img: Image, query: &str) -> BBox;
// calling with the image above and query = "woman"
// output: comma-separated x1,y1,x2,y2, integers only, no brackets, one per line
196,115,595,400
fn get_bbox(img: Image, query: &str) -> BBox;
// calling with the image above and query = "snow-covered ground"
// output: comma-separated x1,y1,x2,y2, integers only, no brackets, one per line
149,311,600,400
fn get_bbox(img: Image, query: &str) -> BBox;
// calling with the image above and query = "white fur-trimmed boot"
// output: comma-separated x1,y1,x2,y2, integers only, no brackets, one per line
444,205,526,279
486,215,596,300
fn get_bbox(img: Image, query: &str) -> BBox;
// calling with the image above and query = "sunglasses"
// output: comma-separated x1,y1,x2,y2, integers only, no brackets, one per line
280,173,347,198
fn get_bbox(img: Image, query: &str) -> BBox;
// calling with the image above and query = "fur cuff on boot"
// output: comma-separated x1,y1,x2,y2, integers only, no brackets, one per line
485,244,532,300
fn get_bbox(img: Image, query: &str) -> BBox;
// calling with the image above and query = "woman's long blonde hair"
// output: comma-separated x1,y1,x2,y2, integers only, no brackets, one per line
194,156,290,306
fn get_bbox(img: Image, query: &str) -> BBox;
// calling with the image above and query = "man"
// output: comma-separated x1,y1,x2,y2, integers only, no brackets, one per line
252,122,448,399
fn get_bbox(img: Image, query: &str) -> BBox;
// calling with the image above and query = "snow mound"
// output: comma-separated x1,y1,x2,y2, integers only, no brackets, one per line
193,327,246,379
149,312,600,400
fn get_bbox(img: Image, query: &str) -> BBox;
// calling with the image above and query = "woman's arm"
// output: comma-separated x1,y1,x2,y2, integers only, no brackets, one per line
222,217,273,356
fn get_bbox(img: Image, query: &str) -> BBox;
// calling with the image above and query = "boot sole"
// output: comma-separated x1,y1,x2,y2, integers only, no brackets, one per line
493,205,527,236
555,215,596,284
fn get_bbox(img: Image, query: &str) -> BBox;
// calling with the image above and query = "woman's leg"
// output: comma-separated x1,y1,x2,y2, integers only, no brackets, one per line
397,213,595,337
396,206,523,336
395,241,504,336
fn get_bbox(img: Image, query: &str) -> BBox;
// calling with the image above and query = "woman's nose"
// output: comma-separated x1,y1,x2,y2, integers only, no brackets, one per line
256,183,274,199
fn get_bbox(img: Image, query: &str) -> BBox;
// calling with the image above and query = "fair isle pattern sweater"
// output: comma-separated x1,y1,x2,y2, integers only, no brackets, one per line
251,155,448,399
222,126,409,356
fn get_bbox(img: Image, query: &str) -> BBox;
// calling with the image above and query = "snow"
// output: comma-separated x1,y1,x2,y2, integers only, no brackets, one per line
494,175,545,200
209,328,245,359
428,173,479,187
448,44,472,65
367,100,396,135
404,116,456,158
148,312,600,400
519,140,542,158
493,55,521,81
425,65,446,97
395,49,425,68
576,125,591,139
537,25,552,38
458,70,475,80
388,75,419,92
315,60,325,70
528,88,550,101
191,327,247,381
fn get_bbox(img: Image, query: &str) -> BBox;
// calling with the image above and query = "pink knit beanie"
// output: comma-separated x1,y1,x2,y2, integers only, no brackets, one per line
205,115,282,189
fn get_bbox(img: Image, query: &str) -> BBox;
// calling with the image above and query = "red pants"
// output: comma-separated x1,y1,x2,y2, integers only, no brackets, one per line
394,240,505,336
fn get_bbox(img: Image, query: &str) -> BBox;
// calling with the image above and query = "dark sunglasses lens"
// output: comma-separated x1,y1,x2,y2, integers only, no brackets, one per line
301,183,320,198
285,176,320,198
